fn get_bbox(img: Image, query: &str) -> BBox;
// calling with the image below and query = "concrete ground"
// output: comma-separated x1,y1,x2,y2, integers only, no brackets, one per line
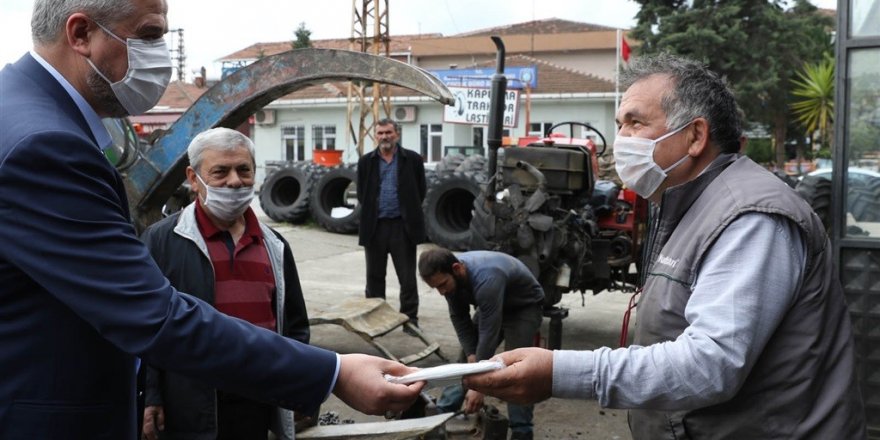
257,203,633,440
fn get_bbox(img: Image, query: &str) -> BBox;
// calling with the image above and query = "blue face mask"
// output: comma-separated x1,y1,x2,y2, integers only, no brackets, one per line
612,121,693,198
84,20,173,116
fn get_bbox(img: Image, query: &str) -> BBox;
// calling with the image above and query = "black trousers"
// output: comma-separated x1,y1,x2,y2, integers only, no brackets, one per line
216,391,272,440
364,217,419,322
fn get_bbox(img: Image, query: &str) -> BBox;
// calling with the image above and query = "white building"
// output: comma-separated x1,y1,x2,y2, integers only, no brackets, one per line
216,18,632,183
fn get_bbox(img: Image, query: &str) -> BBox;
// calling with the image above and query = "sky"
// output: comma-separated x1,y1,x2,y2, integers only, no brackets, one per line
1,0,838,81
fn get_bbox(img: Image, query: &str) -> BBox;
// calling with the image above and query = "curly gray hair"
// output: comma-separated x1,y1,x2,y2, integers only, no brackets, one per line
621,53,743,154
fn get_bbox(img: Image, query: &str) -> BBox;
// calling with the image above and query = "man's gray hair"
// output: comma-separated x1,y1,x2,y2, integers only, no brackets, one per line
187,128,256,172
31,0,136,45
621,53,743,154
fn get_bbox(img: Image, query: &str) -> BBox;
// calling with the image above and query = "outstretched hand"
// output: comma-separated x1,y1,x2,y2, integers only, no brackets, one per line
462,347,553,405
333,353,425,415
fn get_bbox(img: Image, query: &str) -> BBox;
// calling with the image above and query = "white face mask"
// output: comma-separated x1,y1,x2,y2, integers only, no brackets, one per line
85,21,173,116
613,122,693,198
196,174,255,222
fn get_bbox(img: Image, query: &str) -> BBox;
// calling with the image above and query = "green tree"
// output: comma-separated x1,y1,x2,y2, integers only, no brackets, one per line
292,22,312,49
630,0,833,168
790,53,835,158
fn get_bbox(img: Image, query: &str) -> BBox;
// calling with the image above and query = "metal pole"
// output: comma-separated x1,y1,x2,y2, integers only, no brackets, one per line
486,36,507,198
615,29,620,115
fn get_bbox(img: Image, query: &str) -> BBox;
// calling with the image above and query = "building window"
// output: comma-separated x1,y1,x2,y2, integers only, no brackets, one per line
472,127,484,149
281,125,305,161
312,125,336,150
529,122,554,136
420,124,442,162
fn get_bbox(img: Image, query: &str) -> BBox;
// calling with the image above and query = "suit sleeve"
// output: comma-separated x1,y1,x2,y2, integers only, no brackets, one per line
0,131,337,414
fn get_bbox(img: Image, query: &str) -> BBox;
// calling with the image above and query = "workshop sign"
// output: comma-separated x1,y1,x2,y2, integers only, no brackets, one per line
429,66,538,89
443,86,520,128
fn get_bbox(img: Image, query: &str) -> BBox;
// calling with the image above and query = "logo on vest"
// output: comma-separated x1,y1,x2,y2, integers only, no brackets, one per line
657,254,679,269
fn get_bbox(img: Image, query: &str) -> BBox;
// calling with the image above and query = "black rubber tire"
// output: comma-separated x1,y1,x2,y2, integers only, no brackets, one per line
435,153,466,177
259,163,313,223
309,164,360,234
796,175,832,230
773,170,799,189
455,154,487,174
423,172,485,250
161,183,194,218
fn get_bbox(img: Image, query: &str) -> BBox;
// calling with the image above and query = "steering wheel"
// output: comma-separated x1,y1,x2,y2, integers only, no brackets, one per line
546,121,608,155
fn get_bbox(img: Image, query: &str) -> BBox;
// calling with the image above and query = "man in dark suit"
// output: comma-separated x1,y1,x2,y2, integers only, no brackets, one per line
357,119,427,331
0,1,422,438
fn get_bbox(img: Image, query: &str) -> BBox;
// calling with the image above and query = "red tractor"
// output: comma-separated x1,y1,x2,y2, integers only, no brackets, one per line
461,38,649,348
470,122,648,307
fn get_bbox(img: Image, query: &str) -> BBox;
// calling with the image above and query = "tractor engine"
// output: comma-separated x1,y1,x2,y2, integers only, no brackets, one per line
470,145,615,307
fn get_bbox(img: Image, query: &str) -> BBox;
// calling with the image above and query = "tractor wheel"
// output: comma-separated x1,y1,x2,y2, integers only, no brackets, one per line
772,170,799,189
259,162,314,223
435,153,466,177
468,192,494,251
848,186,880,222
161,183,194,218
423,172,485,250
455,154,488,174
796,175,832,230
309,164,360,234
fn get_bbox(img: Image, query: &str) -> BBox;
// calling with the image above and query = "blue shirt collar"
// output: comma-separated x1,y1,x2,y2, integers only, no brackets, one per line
29,50,112,150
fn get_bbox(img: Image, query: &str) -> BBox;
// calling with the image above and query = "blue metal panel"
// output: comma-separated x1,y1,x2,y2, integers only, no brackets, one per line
124,49,453,230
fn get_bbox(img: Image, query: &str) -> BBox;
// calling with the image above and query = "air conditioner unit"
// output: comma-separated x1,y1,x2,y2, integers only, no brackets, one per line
393,106,417,123
254,109,275,126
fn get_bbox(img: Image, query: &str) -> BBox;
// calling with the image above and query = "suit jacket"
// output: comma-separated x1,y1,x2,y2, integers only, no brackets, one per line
0,53,337,440
356,145,427,246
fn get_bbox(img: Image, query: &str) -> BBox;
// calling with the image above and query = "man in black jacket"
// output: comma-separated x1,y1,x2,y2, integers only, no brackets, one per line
357,119,427,329
140,128,310,440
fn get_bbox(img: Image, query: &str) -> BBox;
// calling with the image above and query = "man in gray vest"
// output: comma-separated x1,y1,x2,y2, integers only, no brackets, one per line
461,54,867,439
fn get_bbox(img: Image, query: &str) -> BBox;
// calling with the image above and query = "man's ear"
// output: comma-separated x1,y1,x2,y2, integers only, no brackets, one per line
185,167,199,193
66,13,95,57
687,118,711,157
452,262,464,277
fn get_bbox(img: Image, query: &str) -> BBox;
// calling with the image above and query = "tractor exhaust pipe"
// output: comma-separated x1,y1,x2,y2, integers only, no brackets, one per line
486,36,507,200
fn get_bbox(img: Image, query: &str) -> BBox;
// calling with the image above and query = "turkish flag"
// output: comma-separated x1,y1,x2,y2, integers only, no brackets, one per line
622,36,631,62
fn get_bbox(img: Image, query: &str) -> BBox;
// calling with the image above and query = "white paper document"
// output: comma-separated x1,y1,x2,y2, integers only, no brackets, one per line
384,361,505,385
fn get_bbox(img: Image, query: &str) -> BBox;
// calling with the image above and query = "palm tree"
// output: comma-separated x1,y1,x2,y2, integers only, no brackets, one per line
790,53,835,158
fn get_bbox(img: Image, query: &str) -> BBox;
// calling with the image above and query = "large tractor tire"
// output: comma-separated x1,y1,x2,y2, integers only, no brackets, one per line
259,162,314,223
455,154,488,174
796,175,832,230
423,172,485,250
434,153,466,177
772,170,799,189
309,164,360,234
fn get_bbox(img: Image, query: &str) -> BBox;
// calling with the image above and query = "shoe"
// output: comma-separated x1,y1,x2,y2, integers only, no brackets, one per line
402,323,420,337
510,431,533,440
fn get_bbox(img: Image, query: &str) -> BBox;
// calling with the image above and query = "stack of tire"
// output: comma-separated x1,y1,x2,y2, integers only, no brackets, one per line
422,154,488,250
260,153,491,245
307,163,360,234
260,161,324,224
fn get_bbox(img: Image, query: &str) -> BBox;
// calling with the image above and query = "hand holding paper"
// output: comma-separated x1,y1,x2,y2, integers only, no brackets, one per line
333,353,425,415
462,348,553,405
